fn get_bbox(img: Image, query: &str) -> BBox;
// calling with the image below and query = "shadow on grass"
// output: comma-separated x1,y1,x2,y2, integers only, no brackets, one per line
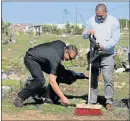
23,94,107,108
65,94,106,107
23,100,44,106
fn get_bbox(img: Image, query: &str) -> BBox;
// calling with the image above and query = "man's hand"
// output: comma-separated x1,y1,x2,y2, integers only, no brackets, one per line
99,43,104,50
49,74,70,105
87,29,95,35
61,96,70,105
84,73,89,79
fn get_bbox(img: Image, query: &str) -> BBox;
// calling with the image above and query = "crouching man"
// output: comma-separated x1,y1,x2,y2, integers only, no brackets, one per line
24,64,89,104
14,40,78,107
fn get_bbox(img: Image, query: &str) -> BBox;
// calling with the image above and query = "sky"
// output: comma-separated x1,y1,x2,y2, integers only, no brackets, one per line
2,2,129,24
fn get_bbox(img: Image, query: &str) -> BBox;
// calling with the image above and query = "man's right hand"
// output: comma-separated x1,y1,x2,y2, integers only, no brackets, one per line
87,29,95,35
61,96,70,105
49,74,70,105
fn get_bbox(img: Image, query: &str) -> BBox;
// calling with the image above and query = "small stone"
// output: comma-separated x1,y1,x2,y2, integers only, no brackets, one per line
8,73,21,80
7,48,11,51
2,73,8,80
117,86,124,89
126,65,129,68
11,39,16,44
2,86,12,97
115,68,125,73
121,82,126,86
114,82,119,88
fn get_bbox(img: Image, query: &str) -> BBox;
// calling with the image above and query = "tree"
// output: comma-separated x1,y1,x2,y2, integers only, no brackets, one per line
65,22,71,34
119,19,130,30
51,25,57,34
63,9,69,23
2,18,12,34
71,24,80,35
56,28,62,35
42,24,52,33
2,18,5,33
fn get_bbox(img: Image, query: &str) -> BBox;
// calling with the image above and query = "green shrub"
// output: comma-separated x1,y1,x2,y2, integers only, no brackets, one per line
114,55,124,69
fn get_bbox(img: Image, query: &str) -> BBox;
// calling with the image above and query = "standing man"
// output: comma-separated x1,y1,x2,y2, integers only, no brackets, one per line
82,4,120,110
14,40,78,107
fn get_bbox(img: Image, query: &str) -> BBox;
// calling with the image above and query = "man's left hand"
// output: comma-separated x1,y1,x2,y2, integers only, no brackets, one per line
99,43,104,50
84,72,89,79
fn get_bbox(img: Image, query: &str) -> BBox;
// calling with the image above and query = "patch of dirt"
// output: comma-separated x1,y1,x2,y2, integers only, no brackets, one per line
2,110,57,120
2,108,129,121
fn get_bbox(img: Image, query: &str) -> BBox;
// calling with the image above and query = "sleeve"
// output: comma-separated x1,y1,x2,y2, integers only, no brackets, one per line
102,18,120,51
82,18,91,39
50,60,60,76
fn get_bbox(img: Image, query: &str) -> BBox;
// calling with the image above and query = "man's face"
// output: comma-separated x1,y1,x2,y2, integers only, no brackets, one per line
96,9,107,23
64,50,77,61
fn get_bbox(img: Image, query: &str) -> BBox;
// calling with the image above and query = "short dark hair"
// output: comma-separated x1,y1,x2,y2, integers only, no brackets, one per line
65,45,78,55
95,4,107,12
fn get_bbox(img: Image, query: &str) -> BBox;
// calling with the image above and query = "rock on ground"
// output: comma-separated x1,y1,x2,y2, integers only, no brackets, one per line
2,86,12,97
2,73,8,80
115,68,125,73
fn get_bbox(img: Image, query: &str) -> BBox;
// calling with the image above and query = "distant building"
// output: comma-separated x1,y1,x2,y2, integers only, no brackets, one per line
47,23,83,29
29,25,43,33
9,23,32,33
9,23,83,33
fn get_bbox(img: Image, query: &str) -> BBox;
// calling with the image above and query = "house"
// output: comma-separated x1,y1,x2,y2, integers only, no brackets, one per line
9,23,84,33
47,23,83,29
9,23,32,33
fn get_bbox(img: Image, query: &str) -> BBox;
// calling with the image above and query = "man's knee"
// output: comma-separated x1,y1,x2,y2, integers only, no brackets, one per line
33,78,45,88
27,76,46,86
103,69,114,80
37,80,45,87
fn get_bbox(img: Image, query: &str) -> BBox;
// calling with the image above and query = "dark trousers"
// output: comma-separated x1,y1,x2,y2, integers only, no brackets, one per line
18,54,46,100
42,70,86,103
45,83,60,103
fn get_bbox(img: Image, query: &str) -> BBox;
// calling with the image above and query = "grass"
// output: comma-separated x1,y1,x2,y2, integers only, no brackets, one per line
2,31,129,71
2,31,130,120
2,72,129,116
2,80,21,89
40,104,75,115
116,31,129,50
2,34,90,72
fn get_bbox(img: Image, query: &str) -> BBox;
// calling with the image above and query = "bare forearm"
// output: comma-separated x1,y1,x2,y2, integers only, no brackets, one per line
49,80,65,100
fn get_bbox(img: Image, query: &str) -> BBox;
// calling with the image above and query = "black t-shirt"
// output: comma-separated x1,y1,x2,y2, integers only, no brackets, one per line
27,40,66,76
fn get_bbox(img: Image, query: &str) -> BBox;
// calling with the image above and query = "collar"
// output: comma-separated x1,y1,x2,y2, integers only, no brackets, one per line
95,15,108,24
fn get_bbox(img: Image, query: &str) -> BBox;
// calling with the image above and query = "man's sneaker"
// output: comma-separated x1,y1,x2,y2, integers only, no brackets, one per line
14,96,24,107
